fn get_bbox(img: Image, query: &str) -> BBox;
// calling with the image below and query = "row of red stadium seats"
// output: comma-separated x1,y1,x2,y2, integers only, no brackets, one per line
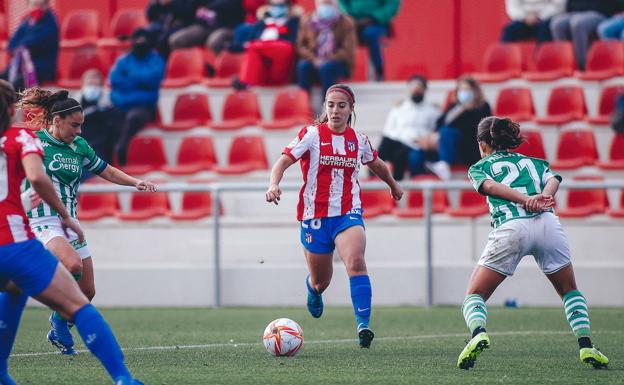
475,40,624,82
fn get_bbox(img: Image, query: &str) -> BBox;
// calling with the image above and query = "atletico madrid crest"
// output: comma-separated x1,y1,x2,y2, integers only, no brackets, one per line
305,232,313,243
347,141,356,152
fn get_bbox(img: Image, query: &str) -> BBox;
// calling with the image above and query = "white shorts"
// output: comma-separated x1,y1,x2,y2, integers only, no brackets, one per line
478,212,571,276
29,216,91,260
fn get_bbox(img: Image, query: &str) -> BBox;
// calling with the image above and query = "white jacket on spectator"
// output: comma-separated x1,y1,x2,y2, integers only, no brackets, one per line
505,0,565,21
382,100,440,150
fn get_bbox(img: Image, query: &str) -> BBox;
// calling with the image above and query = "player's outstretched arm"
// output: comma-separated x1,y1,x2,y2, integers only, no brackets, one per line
367,158,403,200
266,155,295,205
22,153,85,242
98,165,157,192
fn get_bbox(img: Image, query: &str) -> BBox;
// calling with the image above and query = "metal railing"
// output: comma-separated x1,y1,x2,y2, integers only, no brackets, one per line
81,179,624,308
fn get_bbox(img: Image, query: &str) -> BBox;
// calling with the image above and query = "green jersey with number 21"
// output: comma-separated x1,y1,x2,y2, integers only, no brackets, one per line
468,151,562,228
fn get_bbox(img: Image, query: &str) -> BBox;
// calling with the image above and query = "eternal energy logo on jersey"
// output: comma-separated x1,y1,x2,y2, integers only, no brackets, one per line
48,153,80,173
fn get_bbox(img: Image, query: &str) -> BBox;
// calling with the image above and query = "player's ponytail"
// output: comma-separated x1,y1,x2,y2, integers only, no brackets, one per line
477,116,524,151
17,87,82,128
316,84,357,127
0,80,16,136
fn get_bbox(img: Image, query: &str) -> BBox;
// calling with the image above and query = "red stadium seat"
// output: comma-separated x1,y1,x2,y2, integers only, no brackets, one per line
597,133,624,170
586,85,624,125
214,136,268,175
392,175,449,218
163,136,218,175
168,179,223,220
162,48,205,88
160,93,213,131
523,41,575,81
517,41,537,71
77,192,119,221
516,130,546,160
360,188,396,218
576,41,624,80
472,43,523,83
211,90,262,130
117,190,170,220
98,8,147,49
607,191,624,218
56,48,111,88
445,189,489,218
551,129,598,169
204,51,244,87
494,87,535,122
123,136,167,174
535,86,586,125
260,88,313,130
557,175,608,217
60,10,101,49
0,14,7,50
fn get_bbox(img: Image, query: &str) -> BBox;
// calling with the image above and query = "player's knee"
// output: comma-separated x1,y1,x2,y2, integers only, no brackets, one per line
65,260,83,276
345,255,367,275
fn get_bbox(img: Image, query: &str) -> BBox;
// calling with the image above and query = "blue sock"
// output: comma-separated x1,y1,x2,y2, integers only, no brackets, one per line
349,275,372,327
73,304,131,380
0,293,27,382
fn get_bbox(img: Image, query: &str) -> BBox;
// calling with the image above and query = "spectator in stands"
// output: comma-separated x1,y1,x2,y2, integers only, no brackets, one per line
611,93,624,132
232,0,269,51
550,0,624,70
109,28,165,166
597,11,624,40
168,0,245,54
377,75,440,180
296,0,356,105
501,0,565,43
236,0,301,86
146,0,197,57
416,76,491,181
2,0,59,89
337,0,400,81
79,70,120,175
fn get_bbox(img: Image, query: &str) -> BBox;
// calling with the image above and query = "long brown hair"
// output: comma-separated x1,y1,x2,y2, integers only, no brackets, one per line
316,84,356,126
17,88,82,128
0,80,16,136
477,116,525,151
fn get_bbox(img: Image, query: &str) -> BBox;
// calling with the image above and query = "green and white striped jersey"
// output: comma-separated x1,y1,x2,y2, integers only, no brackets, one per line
26,129,108,218
468,151,562,228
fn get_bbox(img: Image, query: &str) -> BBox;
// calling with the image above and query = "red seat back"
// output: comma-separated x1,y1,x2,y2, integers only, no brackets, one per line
126,137,167,170
58,48,110,81
494,87,535,121
227,136,268,168
62,10,101,41
172,93,212,123
585,41,624,72
545,86,587,118
361,189,395,216
405,176,449,212
567,175,609,211
272,89,312,120
556,130,598,163
458,189,487,208
107,8,146,38
129,191,170,213
596,85,624,117
176,136,217,168
609,133,624,162
222,91,262,122
77,192,119,219
529,41,575,73
214,51,244,78
516,130,546,159
481,43,522,75
165,48,204,80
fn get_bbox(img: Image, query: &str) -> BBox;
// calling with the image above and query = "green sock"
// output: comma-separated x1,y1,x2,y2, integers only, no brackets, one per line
462,294,487,334
52,272,83,321
563,290,591,338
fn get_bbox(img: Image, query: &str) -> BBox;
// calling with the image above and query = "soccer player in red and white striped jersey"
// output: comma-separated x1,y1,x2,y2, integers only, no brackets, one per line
266,84,403,348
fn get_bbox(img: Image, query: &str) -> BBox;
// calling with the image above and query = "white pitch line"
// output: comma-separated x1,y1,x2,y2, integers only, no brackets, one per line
11,330,622,358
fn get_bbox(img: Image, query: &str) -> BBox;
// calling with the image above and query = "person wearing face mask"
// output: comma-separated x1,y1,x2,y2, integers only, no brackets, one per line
108,28,165,166
79,70,121,177
296,0,357,107
1,0,59,89
415,76,491,181
237,0,301,86
377,75,440,180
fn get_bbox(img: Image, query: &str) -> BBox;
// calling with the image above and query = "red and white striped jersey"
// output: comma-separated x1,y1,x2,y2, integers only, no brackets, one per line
0,127,43,246
283,123,378,221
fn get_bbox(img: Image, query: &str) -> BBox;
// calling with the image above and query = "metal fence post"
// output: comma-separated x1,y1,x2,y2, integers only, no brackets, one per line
212,186,221,308
424,186,433,307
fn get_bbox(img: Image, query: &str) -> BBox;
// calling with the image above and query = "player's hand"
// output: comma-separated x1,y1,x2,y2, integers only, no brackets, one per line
266,183,281,205
20,188,42,211
136,180,157,192
59,215,85,243
524,194,554,213
390,182,403,201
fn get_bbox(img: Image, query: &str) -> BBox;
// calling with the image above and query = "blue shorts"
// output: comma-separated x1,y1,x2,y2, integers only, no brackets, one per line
0,238,59,296
300,209,365,254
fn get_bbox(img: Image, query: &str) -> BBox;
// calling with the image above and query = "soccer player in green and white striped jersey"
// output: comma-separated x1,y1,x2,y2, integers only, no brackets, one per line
456,116,608,370
18,88,157,355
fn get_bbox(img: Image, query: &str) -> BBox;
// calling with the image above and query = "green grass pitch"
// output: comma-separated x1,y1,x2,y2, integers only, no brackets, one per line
8,306,624,384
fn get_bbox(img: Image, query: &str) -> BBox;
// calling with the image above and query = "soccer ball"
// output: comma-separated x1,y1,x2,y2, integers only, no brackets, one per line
262,318,304,357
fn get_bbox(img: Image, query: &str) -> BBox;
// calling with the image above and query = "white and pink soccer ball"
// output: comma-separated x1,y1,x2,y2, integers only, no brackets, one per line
262,318,304,357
